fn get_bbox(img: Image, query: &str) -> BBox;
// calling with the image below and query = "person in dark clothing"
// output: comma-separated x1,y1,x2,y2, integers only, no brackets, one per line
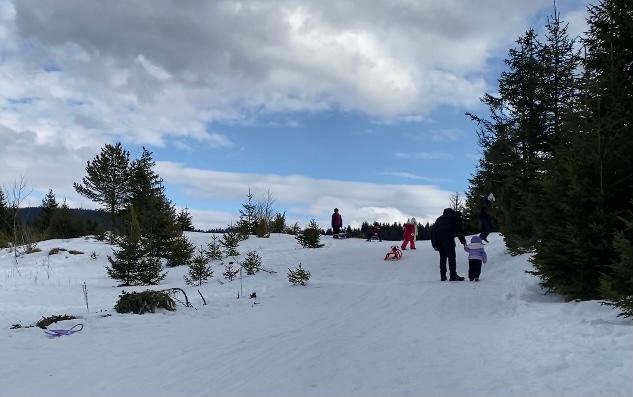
331,208,343,238
366,222,382,242
479,204,493,243
431,208,467,281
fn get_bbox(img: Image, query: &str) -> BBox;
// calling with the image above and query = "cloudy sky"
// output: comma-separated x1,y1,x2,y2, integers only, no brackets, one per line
0,0,590,229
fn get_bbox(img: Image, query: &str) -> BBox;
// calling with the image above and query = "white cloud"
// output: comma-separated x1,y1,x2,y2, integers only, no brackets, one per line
187,209,237,231
395,152,455,161
156,161,453,227
381,172,447,183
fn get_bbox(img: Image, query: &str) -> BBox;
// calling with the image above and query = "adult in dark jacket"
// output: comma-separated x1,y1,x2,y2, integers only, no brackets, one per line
431,208,467,281
331,208,343,238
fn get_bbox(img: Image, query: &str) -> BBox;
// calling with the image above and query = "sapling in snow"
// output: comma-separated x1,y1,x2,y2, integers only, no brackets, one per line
241,250,262,275
205,234,223,261
185,247,213,286
223,262,240,281
288,263,311,286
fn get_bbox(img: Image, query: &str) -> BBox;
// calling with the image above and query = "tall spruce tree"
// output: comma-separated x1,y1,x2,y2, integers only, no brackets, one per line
128,148,181,259
74,142,131,242
531,0,633,300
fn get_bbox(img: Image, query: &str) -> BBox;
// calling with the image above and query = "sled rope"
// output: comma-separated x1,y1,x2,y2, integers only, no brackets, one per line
44,323,83,338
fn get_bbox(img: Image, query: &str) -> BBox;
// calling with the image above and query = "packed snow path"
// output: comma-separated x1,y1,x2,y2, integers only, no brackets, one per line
1,233,631,397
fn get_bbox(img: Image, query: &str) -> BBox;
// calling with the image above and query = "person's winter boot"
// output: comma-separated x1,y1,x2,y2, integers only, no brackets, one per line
449,273,465,281
441,272,447,281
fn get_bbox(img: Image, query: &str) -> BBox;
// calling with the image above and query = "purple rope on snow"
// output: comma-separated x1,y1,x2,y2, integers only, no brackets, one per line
44,323,83,338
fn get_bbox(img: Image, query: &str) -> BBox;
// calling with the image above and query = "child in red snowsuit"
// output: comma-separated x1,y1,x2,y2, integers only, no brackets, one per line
401,217,417,250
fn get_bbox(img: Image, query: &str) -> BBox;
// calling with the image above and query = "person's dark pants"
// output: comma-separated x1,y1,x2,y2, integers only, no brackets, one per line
366,231,382,242
468,259,482,280
479,219,492,241
436,242,457,277
333,226,341,238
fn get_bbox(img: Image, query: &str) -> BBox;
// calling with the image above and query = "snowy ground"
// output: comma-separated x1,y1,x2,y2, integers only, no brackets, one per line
1,232,631,397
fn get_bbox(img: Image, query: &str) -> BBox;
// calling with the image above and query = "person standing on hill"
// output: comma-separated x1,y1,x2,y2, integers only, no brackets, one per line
331,208,343,238
479,201,494,243
431,208,467,281
401,218,417,250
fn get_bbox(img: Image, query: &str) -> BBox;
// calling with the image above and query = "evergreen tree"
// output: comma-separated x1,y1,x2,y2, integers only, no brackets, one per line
241,250,262,275
531,0,633,299
128,148,181,259
600,204,633,317
220,227,240,259
205,234,223,261
185,247,213,286
38,189,58,233
177,208,194,232
166,235,195,267
237,189,256,239
296,219,324,248
107,207,144,286
271,212,286,233
255,217,269,238
285,222,300,235
47,200,82,239
223,262,240,281
74,142,132,242
135,242,167,285
0,189,9,247
288,263,311,286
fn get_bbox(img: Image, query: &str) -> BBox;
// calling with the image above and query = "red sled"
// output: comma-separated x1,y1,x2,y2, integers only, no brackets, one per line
384,246,403,260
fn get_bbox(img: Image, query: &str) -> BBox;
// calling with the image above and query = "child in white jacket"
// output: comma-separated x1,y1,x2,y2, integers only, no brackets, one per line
463,235,488,281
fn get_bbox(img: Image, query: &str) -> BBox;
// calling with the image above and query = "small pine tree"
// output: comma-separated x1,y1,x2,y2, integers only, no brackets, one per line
237,189,257,239
220,226,240,259
205,234,223,261
255,217,269,238
242,250,262,275
223,261,240,281
296,219,324,248
177,208,195,231
285,222,300,235
271,212,286,233
166,235,195,267
107,207,144,286
288,263,311,286
185,247,213,286
38,189,58,233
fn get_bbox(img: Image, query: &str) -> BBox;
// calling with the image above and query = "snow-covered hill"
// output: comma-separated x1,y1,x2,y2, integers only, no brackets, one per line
1,233,631,397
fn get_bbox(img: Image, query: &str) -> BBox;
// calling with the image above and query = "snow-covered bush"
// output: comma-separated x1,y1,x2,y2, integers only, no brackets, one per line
114,290,176,314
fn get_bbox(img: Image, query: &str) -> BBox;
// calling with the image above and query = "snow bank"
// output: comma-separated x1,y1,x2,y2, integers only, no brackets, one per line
1,233,631,397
